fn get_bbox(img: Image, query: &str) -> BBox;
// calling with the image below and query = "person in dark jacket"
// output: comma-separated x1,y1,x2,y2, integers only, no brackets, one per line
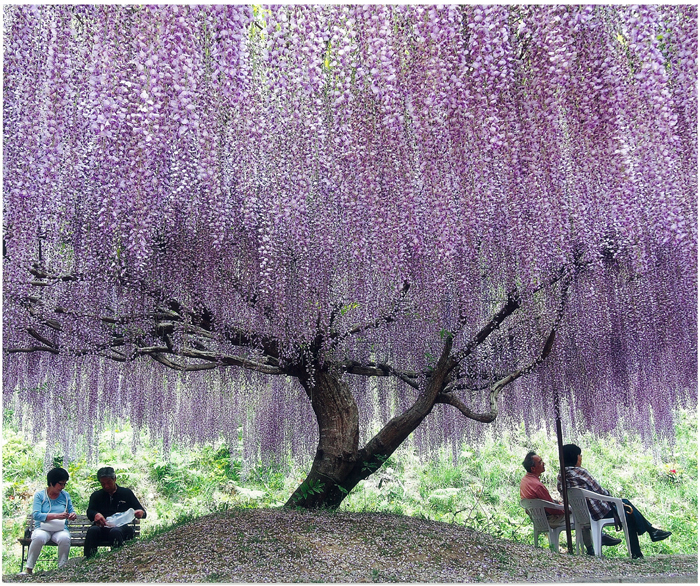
84,467,146,558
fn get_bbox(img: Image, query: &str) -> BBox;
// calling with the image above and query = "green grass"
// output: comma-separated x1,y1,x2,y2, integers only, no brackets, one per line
2,409,696,574
338,409,697,558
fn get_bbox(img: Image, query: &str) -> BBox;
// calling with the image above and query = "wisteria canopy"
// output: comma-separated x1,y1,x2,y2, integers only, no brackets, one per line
3,5,697,507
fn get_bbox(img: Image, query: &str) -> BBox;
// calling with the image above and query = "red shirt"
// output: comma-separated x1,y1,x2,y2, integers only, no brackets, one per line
520,472,562,515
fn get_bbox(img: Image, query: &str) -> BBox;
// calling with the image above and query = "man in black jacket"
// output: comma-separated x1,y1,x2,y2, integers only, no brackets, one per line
84,467,147,558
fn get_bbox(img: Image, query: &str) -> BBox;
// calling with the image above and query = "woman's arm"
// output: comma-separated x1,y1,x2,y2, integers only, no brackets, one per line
31,490,47,524
31,490,72,524
64,491,75,513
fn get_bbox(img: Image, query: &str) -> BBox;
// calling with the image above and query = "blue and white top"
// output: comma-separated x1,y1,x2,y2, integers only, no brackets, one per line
32,488,75,532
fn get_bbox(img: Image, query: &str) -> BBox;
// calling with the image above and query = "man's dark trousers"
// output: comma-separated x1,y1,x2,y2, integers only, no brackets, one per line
603,498,652,556
84,525,135,558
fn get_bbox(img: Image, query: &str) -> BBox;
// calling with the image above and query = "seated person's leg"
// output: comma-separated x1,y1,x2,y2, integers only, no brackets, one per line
581,527,593,551
51,530,72,568
548,514,593,553
546,514,566,528
621,499,651,535
621,498,671,542
84,525,107,558
108,527,125,547
109,525,134,548
26,529,51,571
121,524,135,542
605,503,642,557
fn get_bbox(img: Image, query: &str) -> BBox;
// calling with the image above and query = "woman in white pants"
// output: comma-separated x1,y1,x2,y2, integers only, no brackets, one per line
24,467,77,574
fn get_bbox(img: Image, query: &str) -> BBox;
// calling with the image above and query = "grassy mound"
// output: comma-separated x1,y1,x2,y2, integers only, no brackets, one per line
4,508,698,583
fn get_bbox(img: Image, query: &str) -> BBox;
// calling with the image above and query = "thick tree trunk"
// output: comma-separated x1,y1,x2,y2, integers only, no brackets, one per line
285,368,361,508
286,339,455,509
333,339,455,500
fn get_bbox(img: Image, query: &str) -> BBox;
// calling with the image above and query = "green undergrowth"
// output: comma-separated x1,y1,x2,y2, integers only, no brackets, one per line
338,409,697,560
2,409,696,574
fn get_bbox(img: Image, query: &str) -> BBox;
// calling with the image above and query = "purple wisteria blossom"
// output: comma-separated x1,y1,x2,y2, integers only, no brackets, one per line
3,5,696,508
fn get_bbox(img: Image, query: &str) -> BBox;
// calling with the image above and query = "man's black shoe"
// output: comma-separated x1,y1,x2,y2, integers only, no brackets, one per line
586,545,595,556
632,552,644,559
649,528,672,542
601,533,622,546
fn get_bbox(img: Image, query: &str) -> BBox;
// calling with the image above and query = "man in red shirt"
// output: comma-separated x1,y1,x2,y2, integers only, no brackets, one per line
520,451,620,554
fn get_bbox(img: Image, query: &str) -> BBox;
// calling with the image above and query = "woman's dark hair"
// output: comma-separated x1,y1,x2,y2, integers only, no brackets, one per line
562,444,582,467
522,451,538,473
47,467,69,487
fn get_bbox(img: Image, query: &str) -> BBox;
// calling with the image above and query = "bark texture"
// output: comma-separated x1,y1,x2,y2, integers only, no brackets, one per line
286,368,360,508
285,340,455,509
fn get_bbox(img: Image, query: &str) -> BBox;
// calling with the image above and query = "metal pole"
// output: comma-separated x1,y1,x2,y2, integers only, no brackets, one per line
556,416,574,554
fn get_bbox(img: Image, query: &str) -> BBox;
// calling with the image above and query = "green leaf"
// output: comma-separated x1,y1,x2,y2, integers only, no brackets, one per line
439,328,453,340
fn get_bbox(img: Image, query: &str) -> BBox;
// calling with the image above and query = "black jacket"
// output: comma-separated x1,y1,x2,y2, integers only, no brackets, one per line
87,485,147,522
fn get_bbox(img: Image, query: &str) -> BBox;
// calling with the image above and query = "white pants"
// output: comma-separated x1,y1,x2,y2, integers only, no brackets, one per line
27,528,71,569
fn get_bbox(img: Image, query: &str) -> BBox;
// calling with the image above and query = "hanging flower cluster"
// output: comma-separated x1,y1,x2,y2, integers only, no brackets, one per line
3,5,696,465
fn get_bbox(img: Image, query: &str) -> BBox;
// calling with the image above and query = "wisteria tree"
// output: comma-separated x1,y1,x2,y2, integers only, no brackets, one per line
3,5,697,508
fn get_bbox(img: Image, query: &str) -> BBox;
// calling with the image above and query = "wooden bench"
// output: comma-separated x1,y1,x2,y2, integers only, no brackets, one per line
18,514,140,571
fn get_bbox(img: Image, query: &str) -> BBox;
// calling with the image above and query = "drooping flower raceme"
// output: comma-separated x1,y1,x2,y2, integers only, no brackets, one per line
3,6,696,466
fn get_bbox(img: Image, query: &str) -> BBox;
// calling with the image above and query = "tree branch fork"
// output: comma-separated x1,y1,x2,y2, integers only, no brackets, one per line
8,262,575,421
7,261,576,508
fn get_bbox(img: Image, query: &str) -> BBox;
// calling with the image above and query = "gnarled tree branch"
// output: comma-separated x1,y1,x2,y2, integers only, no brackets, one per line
342,360,420,389
336,336,456,493
149,353,219,372
6,345,60,355
451,264,573,367
436,328,557,422
27,327,57,349
438,267,573,423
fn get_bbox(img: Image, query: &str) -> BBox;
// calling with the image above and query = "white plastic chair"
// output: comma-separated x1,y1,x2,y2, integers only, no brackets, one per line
567,487,632,557
520,498,575,552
